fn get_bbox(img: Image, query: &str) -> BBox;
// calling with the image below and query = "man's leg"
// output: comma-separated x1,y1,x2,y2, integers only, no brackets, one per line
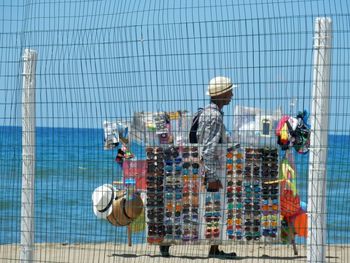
208,245,237,258
209,245,219,254
159,245,170,257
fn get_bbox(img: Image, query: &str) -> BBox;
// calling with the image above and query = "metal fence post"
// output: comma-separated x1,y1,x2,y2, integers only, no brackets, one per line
307,17,332,263
20,49,37,263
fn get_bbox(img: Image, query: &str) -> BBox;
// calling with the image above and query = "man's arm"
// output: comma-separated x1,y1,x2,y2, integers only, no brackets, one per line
200,112,223,184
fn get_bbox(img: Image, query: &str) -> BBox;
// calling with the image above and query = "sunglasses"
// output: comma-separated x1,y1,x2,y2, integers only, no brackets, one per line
147,153,164,161
147,166,164,174
227,226,234,233
148,229,164,236
147,186,164,193
147,206,163,213
165,228,173,235
182,208,190,214
235,218,242,225
235,158,243,165
236,170,243,176
262,187,278,194
262,163,278,170
236,152,244,159
262,228,278,237
227,212,234,219
236,163,243,170
147,177,164,184
148,221,164,228
165,158,182,166
165,211,181,218
236,203,244,209
262,193,278,200
226,164,234,171
245,153,262,160
245,147,258,154
148,192,164,199
147,213,164,221
227,186,234,193
226,151,234,158
164,146,179,156
192,168,199,174
147,199,164,206
191,152,199,158
244,187,253,193
244,198,253,204
205,217,220,222
236,180,243,186
182,151,199,159
245,226,260,232
207,221,219,228
147,159,165,167
174,229,182,236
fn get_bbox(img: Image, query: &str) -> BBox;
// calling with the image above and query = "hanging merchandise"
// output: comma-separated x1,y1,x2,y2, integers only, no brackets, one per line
91,182,143,227
123,160,147,191
103,121,130,150
279,152,308,240
153,113,170,134
103,121,120,150
275,110,311,154
279,157,300,218
121,144,134,159
153,113,172,144
115,149,125,166
115,144,135,167
293,110,311,154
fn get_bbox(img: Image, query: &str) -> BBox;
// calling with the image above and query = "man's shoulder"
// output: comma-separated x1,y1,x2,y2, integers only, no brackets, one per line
202,104,222,117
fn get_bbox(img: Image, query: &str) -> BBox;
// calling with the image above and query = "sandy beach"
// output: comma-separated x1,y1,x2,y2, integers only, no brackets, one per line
1,243,348,263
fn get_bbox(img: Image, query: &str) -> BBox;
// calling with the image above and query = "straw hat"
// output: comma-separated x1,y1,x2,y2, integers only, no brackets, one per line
92,184,115,219
206,76,237,96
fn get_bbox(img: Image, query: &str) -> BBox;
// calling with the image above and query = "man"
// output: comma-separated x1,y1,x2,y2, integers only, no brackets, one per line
197,76,237,258
159,76,237,258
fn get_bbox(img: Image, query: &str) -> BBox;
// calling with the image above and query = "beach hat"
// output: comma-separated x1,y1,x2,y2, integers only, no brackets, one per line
206,76,237,96
92,184,115,219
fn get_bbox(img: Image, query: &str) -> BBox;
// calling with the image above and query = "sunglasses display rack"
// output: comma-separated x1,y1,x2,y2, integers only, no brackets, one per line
163,146,183,242
203,191,222,241
181,146,201,242
146,145,280,245
261,148,279,239
243,147,263,241
146,145,202,244
224,146,280,242
146,147,165,244
225,147,244,240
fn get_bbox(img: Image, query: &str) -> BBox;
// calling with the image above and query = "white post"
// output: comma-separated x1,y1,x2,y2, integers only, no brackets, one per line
307,17,332,263
20,49,37,263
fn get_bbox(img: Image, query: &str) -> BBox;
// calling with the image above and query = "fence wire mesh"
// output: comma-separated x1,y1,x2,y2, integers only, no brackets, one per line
1,0,350,262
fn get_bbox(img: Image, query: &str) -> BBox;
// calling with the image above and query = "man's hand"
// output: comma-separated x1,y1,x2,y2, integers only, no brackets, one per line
207,179,223,192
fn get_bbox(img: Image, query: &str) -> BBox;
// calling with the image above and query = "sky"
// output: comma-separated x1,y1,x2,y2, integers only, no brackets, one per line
0,0,350,134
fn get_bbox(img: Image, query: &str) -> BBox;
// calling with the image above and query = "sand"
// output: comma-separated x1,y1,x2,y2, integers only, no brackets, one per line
0,243,349,263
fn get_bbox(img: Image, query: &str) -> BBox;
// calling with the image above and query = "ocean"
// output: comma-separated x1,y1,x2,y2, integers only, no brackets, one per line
0,126,349,244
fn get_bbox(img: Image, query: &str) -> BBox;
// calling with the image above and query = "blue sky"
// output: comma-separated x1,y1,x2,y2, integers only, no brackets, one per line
0,0,350,134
